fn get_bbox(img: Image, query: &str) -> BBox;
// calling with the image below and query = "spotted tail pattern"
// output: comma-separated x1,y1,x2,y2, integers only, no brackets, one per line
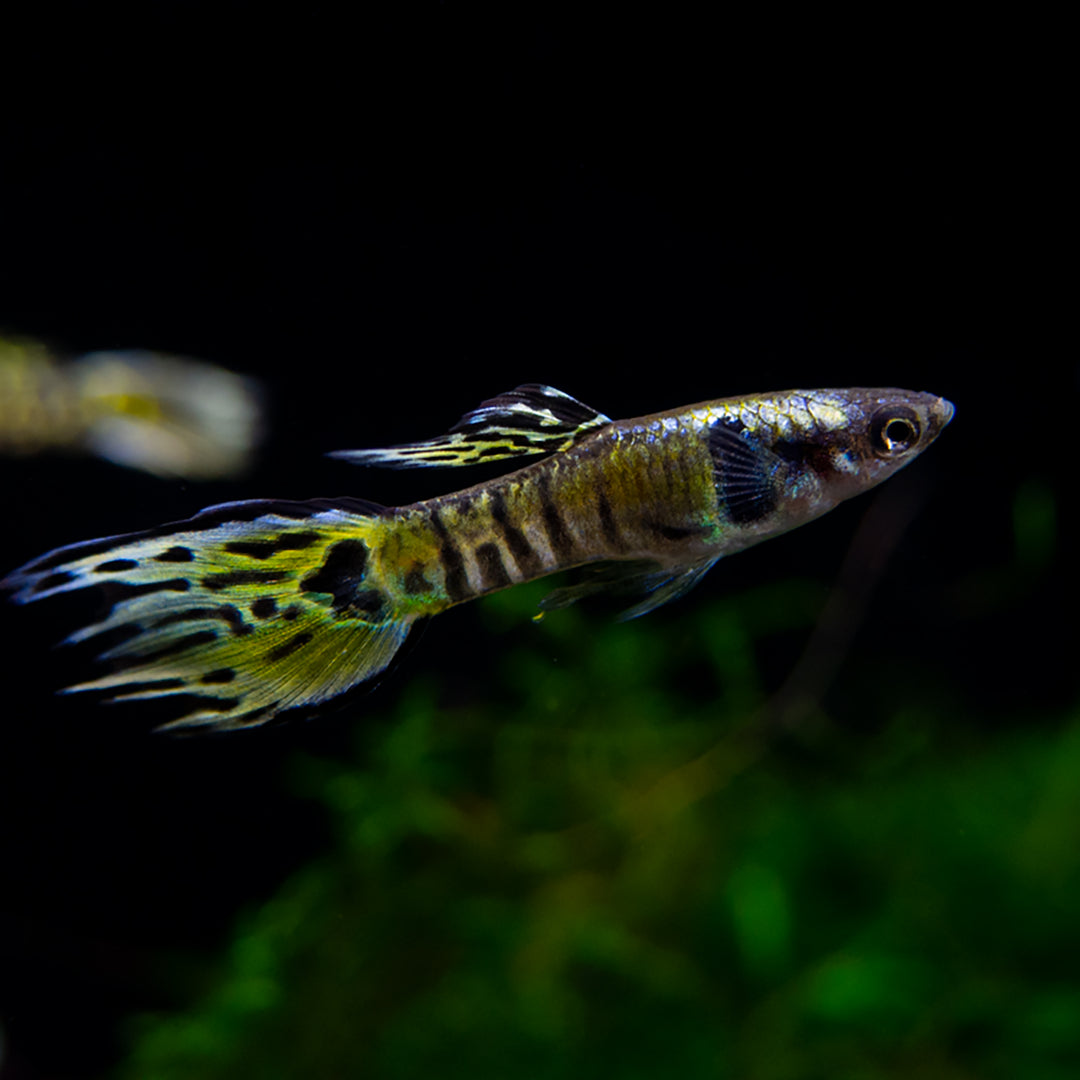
2,498,419,730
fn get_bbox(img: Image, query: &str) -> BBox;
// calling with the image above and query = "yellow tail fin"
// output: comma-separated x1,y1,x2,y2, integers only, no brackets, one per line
3,498,414,729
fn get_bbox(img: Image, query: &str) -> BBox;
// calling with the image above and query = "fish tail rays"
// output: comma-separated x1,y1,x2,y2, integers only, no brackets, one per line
1,497,422,730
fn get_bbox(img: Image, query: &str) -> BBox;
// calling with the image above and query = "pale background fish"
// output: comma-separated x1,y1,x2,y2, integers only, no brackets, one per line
0,335,263,478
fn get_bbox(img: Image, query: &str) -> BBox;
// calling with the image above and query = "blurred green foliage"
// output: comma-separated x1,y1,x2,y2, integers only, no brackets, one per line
118,546,1078,1080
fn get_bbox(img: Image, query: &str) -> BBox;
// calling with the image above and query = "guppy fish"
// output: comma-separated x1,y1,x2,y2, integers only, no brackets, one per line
2,384,953,730
0,335,261,478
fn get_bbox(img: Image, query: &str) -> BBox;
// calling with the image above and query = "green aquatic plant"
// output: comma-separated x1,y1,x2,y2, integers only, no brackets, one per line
115,552,1080,1080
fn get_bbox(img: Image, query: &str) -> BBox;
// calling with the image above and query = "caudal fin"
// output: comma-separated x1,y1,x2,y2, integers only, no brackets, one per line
2,497,413,729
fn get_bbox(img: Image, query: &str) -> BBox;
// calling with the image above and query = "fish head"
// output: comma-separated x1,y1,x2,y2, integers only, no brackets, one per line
791,388,955,501
713,387,955,538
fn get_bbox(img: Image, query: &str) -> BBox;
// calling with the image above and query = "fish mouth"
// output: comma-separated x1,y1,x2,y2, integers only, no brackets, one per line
921,395,955,443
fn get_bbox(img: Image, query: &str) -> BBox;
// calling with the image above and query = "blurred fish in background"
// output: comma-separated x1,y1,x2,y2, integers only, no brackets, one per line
0,334,263,478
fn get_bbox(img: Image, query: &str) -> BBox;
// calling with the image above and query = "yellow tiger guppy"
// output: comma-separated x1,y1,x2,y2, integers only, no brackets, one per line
2,384,953,730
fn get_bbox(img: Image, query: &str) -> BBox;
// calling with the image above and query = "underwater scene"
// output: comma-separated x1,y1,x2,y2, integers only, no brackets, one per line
0,11,1067,1080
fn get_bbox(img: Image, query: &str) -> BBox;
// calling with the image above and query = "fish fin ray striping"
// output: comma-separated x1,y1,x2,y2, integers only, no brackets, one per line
330,384,611,469
2,498,418,730
537,556,721,620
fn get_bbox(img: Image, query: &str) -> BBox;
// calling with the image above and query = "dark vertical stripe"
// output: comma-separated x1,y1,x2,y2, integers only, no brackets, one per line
429,509,469,603
595,488,624,552
537,474,574,563
489,489,541,576
475,542,512,590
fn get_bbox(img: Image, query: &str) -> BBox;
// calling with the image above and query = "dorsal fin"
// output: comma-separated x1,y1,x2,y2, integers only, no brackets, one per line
331,384,611,469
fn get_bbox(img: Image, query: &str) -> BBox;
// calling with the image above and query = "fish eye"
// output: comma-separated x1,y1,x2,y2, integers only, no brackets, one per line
869,407,921,456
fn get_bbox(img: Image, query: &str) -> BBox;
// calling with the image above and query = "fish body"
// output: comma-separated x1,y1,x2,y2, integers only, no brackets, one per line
0,335,262,478
2,384,953,729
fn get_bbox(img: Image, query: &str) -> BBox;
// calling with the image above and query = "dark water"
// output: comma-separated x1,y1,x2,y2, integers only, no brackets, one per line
0,10,1067,1078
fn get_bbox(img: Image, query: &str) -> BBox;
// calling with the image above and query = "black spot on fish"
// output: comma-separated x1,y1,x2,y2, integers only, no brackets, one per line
279,531,321,548
25,501,376,578
224,532,321,560
109,579,192,601
94,559,139,573
152,604,251,636
214,604,251,636
771,439,814,466
183,694,242,715
251,597,278,619
28,537,133,573
154,546,195,563
282,604,302,621
404,567,431,595
349,590,386,617
476,542,512,590
266,631,313,663
464,430,543,450
107,678,188,694
771,437,840,475
201,570,290,592
200,668,236,685
230,704,275,726
300,540,370,612
225,542,279,559
32,570,75,594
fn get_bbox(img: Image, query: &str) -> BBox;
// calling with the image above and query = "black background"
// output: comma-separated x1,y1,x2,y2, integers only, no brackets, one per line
0,6,1061,1077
